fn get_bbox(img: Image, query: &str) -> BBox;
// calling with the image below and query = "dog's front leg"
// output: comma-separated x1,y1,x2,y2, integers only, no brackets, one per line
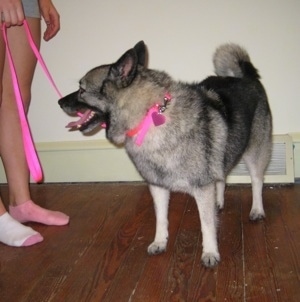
194,183,220,267
147,185,170,255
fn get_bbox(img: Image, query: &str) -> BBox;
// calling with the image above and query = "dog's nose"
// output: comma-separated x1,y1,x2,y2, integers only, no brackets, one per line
58,98,64,107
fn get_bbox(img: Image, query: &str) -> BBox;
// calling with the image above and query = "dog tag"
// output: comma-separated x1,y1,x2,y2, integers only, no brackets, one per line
152,111,165,126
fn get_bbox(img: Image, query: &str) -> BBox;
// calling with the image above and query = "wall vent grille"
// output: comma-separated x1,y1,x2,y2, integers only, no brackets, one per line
227,135,294,183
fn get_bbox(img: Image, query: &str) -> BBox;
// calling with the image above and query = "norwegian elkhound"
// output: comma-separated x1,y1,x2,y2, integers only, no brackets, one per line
59,41,272,267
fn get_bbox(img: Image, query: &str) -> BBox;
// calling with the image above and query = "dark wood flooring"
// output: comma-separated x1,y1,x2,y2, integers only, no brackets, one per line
0,183,299,301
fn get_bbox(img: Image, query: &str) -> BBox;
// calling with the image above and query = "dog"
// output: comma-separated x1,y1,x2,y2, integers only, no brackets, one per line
59,41,272,267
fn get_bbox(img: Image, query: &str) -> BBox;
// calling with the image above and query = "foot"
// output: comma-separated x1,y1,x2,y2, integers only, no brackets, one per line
0,212,43,247
9,200,69,226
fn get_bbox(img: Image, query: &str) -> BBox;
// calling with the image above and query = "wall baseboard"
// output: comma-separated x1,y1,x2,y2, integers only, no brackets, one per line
0,139,142,183
0,134,298,184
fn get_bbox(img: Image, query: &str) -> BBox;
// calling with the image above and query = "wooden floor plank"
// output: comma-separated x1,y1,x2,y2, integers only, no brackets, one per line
51,184,146,302
241,186,272,302
242,185,287,302
0,183,299,302
185,200,217,302
266,185,300,301
130,192,189,302
160,196,201,302
98,187,153,302
215,185,244,301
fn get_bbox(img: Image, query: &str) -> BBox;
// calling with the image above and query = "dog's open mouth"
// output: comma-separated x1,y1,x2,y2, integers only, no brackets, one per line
66,109,106,133
66,109,95,129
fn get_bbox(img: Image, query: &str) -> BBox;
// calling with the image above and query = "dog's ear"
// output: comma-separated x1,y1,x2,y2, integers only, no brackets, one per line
134,41,147,67
108,49,138,88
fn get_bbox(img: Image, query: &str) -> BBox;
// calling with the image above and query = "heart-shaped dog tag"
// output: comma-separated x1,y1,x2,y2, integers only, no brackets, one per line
152,112,165,126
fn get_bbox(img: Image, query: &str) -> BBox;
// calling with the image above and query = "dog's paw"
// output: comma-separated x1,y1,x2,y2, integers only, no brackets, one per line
201,252,220,268
216,202,224,212
249,209,265,221
147,241,167,255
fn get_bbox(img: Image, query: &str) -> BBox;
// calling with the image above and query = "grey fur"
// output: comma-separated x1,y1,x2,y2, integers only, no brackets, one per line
59,42,272,267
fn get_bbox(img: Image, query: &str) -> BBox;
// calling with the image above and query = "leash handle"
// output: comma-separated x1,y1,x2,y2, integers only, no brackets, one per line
2,20,63,182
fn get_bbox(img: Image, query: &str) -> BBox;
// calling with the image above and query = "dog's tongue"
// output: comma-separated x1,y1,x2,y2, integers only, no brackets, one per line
66,110,92,128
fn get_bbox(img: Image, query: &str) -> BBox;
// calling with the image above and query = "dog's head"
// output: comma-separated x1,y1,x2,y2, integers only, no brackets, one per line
58,41,147,136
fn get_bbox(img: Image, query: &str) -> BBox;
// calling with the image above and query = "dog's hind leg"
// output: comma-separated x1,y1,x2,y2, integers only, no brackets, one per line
194,183,220,267
216,180,225,210
243,144,271,221
147,185,170,255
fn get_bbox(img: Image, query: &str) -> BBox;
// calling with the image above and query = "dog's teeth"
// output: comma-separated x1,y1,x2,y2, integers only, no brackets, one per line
86,111,95,122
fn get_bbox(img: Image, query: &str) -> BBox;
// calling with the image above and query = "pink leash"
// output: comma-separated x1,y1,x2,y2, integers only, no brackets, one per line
2,20,62,182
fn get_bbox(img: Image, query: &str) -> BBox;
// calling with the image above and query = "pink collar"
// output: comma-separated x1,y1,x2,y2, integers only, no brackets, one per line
126,93,171,146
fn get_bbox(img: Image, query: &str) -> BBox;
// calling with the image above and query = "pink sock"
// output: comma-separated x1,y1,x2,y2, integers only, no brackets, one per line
9,200,69,226
22,234,44,247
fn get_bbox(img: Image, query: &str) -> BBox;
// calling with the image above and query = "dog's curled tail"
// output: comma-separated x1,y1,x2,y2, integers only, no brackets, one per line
213,43,260,79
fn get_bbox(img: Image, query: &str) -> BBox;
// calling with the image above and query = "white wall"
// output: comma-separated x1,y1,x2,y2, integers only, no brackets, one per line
29,0,300,143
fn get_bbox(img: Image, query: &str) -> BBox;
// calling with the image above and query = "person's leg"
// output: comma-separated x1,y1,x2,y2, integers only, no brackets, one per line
0,18,42,247
0,19,39,206
0,18,69,226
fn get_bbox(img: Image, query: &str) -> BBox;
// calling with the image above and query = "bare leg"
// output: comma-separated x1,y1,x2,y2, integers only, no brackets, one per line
0,19,68,227
0,19,41,205
0,18,42,246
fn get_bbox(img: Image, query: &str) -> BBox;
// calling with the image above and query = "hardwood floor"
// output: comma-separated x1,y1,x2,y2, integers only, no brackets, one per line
0,183,299,301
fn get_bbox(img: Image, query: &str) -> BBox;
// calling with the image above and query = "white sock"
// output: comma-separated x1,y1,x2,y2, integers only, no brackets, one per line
0,212,43,247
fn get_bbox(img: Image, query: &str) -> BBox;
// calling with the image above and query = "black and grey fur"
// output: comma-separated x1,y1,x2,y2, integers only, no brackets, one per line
59,42,272,267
